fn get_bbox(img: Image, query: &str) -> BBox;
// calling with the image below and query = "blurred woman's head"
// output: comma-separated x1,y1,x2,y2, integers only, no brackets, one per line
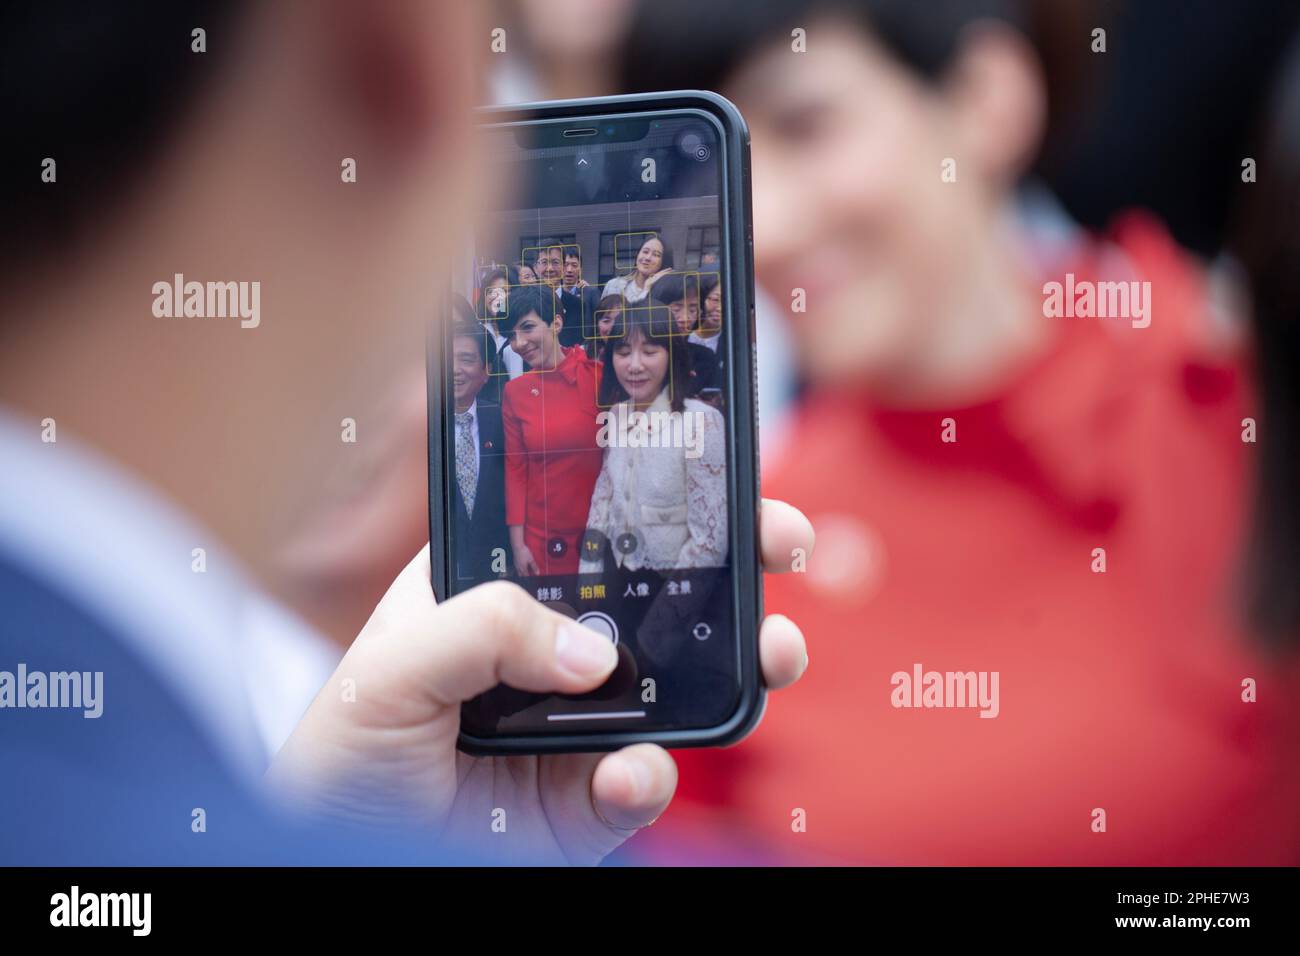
480,267,509,318
513,261,539,284
701,273,722,333
594,294,624,339
621,0,1053,393
597,306,690,411
651,272,700,334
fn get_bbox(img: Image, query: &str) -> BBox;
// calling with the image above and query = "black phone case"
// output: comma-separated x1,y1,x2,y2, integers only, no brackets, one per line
428,90,762,755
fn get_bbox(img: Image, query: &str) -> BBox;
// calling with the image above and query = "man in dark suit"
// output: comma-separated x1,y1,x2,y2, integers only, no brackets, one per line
450,319,510,588
650,273,721,396
0,549,458,865
557,245,602,349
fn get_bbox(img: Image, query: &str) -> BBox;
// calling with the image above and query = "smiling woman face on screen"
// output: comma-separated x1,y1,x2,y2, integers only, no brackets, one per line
509,308,564,370
635,235,665,278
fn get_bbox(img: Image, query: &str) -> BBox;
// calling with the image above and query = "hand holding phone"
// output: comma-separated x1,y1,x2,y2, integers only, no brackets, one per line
268,502,811,862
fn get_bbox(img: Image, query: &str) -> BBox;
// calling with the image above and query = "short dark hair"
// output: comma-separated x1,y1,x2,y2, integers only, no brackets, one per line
449,316,503,404
478,266,508,317
619,0,1028,96
450,318,495,369
649,272,698,308
590,294,626,339
597,306,692,412
451,292,476,324
500,283,557,335
1,1,249,273
532,237,567,262
615,0,1089,177
563,247,582,262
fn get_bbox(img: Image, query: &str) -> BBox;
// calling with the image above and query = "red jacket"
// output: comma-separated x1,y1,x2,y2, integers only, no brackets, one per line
502,346,604,575
636,214,1300,865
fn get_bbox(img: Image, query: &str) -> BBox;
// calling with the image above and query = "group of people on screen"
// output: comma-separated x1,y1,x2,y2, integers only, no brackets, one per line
450,234,728,586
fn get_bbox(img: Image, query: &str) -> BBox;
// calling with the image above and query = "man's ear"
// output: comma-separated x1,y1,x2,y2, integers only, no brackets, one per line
944,22,1046,187
314,0,481,163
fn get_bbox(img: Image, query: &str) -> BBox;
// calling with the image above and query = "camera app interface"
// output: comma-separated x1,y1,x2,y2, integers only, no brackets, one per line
447,112,738,737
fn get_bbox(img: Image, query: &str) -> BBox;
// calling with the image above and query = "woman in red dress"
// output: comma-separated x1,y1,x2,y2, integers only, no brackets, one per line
616,0,1300,866
500,284,604,577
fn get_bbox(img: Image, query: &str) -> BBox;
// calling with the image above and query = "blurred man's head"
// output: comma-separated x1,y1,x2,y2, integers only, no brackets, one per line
0,0,483,584
700,274,722,334
533,240,567,286
651,273,700,334
622,0,1053,395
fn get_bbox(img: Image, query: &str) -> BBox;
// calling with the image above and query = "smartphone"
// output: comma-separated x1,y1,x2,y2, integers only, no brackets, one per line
428,91,760,754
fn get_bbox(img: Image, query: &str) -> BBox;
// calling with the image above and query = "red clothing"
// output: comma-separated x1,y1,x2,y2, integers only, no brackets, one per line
636,213,1300,865
502,346,604,575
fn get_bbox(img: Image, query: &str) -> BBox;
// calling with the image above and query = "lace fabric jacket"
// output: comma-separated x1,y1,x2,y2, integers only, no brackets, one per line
579,391,727,572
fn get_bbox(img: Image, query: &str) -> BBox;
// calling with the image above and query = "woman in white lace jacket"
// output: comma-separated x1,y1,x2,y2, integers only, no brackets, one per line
579,307,727,573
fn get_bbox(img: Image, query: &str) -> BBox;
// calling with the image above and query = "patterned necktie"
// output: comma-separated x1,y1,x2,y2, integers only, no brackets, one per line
455,411,477,517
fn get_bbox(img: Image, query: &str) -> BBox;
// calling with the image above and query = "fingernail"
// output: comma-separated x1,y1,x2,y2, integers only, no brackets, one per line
555,621,618,678
622,754,654,801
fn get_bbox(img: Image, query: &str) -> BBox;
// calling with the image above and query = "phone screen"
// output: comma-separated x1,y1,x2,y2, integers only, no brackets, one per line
445,109,741,739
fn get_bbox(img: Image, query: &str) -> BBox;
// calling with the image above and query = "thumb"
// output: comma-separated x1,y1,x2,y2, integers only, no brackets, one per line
354,547,619,708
